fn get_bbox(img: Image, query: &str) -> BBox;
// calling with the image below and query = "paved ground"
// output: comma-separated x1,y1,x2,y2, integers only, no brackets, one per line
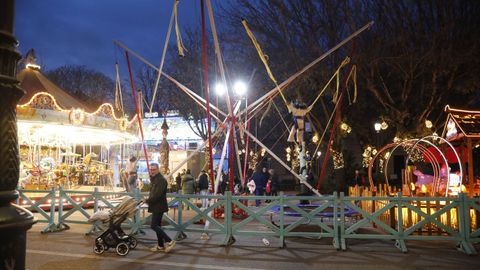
25,223,479,270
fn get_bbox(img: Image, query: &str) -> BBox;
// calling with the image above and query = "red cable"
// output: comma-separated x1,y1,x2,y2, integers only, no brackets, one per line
125,51,150,176
317,93,344,189
242,99,250,184
201,0,215,189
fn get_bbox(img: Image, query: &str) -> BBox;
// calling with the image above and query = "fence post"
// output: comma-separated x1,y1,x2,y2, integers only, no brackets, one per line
395,192,407,253
279,192,285,248
222,191,235,246
56,186,69,231
41,187,57,233
132,188,144,234
336,192,344,250
457,193,476,255
174,195,187,241
87,187,103,235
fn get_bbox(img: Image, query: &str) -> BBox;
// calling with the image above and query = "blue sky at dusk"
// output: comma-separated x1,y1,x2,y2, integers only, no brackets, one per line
14,0,208,78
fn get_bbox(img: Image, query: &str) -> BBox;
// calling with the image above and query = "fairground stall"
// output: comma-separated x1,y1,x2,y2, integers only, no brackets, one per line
442,105,480,196
16,59,138,193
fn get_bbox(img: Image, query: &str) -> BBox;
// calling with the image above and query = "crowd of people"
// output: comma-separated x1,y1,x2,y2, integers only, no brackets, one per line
171,166,280,201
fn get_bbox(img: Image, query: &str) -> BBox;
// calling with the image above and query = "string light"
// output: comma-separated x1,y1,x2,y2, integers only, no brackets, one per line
331,149,344,169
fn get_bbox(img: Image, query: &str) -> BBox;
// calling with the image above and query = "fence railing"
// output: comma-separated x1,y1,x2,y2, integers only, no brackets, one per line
16,188,479,254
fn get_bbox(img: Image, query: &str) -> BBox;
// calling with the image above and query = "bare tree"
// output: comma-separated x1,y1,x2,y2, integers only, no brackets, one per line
46,65,115,109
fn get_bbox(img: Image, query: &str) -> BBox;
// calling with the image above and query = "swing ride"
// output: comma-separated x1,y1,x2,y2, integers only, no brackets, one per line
110,0,373,200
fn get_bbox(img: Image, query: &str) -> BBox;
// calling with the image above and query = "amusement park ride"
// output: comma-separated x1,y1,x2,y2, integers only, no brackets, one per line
17,0,477,201
112,0,374,198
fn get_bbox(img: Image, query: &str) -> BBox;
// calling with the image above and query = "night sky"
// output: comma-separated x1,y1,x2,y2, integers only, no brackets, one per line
14,0,206,78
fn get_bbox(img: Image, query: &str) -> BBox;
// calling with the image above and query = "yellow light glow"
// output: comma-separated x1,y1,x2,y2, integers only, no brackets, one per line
69,108,85,125
26,63,41,70
461,185,467,193
17,92,133,124
17,120,138,145
421,184,427,193
381,121,388,130
425,119,433,129
312,134,319,144
410,182,415,191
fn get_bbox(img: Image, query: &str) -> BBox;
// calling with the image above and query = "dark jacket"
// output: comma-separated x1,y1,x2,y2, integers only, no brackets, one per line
147,173,168,213
270,173,280,192
198,173,209,190
181,173,195,194
251,171,267,190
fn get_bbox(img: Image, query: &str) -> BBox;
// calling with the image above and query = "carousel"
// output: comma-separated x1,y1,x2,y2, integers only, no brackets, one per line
16,50,139,192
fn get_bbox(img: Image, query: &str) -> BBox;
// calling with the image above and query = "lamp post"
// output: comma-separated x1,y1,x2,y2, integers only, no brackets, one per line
216,80,248,192
0,1,36,269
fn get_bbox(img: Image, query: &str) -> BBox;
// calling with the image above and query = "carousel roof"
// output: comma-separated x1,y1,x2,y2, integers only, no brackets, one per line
442,105,480,141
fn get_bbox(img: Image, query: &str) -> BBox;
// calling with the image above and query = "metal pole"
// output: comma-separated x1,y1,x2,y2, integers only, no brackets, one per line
200,0,215,189
0,1,36,268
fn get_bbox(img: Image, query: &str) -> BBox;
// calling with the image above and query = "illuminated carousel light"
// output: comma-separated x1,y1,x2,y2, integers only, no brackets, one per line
69,108,85,124
312,134,319,144
425,119,433,129
381,121,388,130
26,63,41,70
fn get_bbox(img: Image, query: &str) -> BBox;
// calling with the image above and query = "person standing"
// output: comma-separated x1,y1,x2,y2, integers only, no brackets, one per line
268,168,280,196
181,169,195,195
251,167,267,206
197,170,209,209
126,156,138,192
147,163,176,252
181,169,195,209
175,172,182,193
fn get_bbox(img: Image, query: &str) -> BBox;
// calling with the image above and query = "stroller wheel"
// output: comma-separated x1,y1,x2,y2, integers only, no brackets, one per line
93,243,105,254
128,236,138,249
116,242,130,256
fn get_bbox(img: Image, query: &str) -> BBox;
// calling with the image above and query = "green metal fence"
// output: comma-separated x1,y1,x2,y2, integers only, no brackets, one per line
16,189,479,255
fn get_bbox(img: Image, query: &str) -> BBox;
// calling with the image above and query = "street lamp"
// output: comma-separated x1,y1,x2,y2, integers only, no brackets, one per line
233,80,247,96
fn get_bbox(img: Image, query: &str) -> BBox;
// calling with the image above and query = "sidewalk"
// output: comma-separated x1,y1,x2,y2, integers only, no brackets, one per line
26,223,479,270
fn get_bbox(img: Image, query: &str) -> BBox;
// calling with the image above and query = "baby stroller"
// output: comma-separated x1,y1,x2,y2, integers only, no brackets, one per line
90,196,140,256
